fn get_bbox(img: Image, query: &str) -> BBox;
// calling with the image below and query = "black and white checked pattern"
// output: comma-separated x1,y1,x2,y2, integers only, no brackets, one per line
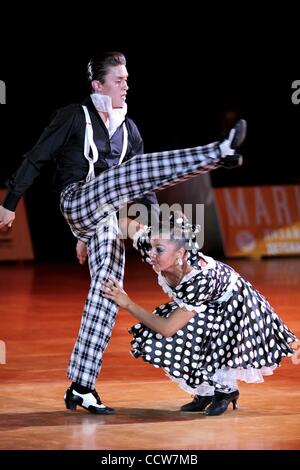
67,213,125,388
61,141,221,388
60,141,221,239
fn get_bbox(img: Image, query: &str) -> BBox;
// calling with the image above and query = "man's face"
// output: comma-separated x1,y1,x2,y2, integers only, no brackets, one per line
98,65,128,108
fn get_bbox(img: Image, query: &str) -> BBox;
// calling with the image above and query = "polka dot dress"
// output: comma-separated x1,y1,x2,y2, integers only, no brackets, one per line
130,227,297,392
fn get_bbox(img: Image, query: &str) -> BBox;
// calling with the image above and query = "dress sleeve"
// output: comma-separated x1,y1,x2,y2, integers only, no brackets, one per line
172,273,217,313
132,225,152,264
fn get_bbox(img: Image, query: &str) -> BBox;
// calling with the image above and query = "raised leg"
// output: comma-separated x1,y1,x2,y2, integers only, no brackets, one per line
61,120,246,238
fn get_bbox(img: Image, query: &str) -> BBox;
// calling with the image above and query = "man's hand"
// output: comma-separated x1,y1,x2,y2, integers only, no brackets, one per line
101,275,130,308
0,205,15,232
76,240,88,264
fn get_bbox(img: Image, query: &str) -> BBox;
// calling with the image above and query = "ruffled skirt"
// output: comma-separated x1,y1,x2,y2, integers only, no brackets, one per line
129,283,296,393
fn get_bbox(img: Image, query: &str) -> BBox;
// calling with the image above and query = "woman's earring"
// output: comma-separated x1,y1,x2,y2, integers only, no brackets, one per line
177,258,183,266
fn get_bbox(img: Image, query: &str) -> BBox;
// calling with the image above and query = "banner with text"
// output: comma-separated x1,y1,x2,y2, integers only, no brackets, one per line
214,185,300,257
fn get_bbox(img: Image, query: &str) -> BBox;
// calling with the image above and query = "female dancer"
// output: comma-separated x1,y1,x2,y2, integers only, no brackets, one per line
102,213,297,415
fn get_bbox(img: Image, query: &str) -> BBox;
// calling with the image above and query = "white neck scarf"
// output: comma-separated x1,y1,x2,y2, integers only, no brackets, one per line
90,93,127,138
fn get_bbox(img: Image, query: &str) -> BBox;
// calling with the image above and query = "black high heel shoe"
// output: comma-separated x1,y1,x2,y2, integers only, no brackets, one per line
204,390,239,416
180,395,214,412
64,387,115,414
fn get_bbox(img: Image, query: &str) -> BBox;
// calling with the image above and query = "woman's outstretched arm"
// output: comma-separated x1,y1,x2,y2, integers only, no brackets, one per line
101,275,195,337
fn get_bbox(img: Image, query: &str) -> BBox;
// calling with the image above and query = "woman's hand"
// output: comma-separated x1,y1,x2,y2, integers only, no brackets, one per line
76,240,88,264
101,275,130,308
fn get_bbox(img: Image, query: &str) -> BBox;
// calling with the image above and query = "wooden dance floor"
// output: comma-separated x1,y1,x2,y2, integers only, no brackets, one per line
0,253,300,450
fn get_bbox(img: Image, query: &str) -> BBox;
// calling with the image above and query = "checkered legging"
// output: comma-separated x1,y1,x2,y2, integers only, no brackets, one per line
60,141,221,388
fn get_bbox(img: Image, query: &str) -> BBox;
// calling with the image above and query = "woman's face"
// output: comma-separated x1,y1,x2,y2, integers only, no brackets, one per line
149,238,183,273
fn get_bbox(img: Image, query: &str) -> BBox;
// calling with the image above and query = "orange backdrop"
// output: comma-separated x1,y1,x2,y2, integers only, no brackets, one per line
214,185,300,257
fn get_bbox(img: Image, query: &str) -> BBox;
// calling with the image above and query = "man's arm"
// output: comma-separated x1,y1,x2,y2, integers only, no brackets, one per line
2,104,79,212
119,217,143,240
0,206,15,231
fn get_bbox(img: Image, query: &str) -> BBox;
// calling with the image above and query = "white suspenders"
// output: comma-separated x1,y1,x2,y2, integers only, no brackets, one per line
82,105,99,182
118,123,128,165
82,105,128,182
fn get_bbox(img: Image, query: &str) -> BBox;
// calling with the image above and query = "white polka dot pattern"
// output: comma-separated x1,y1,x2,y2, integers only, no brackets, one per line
129,229,297,391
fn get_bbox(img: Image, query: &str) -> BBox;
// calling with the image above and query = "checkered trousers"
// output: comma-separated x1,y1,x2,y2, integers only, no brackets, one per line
60,140,221,388
67,213,125,388
60,141,221,240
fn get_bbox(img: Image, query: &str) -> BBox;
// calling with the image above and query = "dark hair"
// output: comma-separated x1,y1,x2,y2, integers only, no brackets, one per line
152,211,200,251
87,51,126,84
